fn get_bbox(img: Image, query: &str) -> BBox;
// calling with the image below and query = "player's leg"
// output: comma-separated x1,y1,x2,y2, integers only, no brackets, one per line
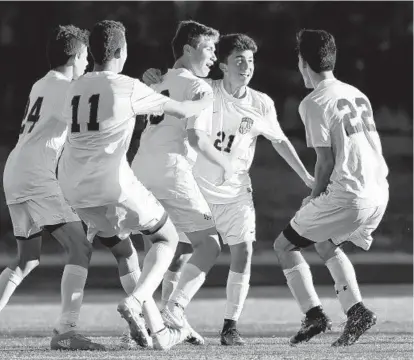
161,235,192,308
218,199,255,346
158,195,219,313
321,204,387,346
0,203,42,312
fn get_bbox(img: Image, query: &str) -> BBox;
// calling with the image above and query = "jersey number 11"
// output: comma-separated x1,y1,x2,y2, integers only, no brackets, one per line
71,94,100,133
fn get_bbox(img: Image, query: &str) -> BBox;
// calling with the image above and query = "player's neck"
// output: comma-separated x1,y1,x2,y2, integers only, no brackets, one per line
53,66,73,81
173,58,194,75
223,77,247,99
93,62,119,73
311,71,335,88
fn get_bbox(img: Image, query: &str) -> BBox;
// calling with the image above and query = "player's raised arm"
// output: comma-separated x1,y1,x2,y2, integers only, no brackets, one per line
131,79,213,120
263,99,314,188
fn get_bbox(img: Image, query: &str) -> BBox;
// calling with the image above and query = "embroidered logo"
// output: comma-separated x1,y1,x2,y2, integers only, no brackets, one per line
239,117,254,134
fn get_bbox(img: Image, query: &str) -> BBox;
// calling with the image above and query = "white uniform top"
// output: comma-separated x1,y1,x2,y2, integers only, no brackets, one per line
137,68,213,161
3,71,71,204
58,71,169,208
299,78,389,208
193,79,287,204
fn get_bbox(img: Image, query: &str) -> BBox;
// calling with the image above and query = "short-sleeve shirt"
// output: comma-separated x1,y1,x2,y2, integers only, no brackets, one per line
299,78,389,207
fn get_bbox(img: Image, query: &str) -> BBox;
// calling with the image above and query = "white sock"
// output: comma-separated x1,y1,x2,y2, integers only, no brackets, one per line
283,262,322,314
58,264,88,333
0,268,23,312
120,270,141,295
120,267,165,334
326,251,362,314
169,263,205,309
132,242,174,304
161,270,181,308
224,271,250,321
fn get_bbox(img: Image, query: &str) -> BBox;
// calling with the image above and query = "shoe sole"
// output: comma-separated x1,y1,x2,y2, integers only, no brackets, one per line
117,305,150,348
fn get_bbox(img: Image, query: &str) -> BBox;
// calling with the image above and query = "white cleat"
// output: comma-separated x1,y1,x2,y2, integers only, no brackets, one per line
119,327,153,350
117,296,152,348
152,326,190,350
161,304,205,345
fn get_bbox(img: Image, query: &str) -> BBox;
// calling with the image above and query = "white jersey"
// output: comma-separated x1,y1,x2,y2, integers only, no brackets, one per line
3,71,71,204
193,79,287,204
58,71,169,208
137,68,212,163
299,78,389,207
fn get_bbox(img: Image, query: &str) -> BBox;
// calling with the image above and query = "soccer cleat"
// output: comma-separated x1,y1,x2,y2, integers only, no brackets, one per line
117,296,152,348
161,303,186,328
50,329,106,351
161,305,204,345
289,307,332,346
332,304,377,347
220,328,245,346
152,326,190,350
182,317,205,345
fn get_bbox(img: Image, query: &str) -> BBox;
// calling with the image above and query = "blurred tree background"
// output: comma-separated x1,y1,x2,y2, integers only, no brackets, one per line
0,1,412,254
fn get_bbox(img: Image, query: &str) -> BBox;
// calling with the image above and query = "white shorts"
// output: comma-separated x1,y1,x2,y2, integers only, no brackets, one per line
8,194,80,238
288,192,388,250
209,196,256,246
178,232,191,244
75,181,166,242
134,154,213,233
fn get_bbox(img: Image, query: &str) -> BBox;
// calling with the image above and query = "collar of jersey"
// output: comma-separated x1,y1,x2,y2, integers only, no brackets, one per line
219,79,250,104
315,78,338,90
84,71,117,77
48,70,71,81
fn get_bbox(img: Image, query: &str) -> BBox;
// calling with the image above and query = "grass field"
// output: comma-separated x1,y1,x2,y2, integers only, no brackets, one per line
0,285,412,360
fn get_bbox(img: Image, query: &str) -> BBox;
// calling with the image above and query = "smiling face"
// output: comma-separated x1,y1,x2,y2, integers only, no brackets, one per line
221,49,254,87
188,37,217,77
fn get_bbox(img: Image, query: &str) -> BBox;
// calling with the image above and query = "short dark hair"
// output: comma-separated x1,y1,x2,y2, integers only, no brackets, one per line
47,25,89,69
296,29,336,72
217,33,258,64
89,20,126,65
171,20,219,60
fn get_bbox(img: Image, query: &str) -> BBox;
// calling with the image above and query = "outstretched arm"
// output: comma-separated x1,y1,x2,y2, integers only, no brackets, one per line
272,139,314,189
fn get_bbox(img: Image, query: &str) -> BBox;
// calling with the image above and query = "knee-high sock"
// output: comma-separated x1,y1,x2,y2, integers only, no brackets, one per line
0,268,23,312
224,270,250,321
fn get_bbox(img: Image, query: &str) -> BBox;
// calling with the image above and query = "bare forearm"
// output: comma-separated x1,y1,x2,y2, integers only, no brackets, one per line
311,160,334,198
272,140,312,183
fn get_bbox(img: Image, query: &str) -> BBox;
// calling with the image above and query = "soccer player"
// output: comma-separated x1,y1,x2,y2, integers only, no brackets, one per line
57,20,213,351
143,33,314,346
1,25,104,350
272,29,389,346
131,20,233,344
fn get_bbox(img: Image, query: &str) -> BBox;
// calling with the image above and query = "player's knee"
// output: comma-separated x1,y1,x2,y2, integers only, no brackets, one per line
273,233,289,254
230,241,253,273
314,240,339,262
150,217,179,251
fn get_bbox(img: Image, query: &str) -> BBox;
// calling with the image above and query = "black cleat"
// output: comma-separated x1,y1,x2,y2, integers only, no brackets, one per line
289,306,332,346
332,303,377,347
220,328,245,346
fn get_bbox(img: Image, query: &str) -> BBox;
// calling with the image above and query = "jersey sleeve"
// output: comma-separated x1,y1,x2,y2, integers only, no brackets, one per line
260,96,287,142
299,99,331,147
131,79,170,116
185,80,214,134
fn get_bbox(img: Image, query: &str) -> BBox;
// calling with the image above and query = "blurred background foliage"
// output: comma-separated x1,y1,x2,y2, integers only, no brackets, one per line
0,1,412,254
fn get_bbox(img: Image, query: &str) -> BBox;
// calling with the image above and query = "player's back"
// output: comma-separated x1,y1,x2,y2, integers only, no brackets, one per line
58,71,166,208
301,78,389,206
3,71,71,204
138,68,212,160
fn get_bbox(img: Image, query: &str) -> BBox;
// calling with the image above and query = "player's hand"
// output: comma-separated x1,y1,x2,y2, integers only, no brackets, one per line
142,68,162,86
303,173,315,189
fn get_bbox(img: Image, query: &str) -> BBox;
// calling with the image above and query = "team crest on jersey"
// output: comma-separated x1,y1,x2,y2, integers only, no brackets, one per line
239,117,254,134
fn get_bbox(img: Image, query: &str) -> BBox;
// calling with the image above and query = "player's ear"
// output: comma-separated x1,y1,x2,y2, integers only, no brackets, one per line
183,44,192,56
114,47,122,59
219,62,228,74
